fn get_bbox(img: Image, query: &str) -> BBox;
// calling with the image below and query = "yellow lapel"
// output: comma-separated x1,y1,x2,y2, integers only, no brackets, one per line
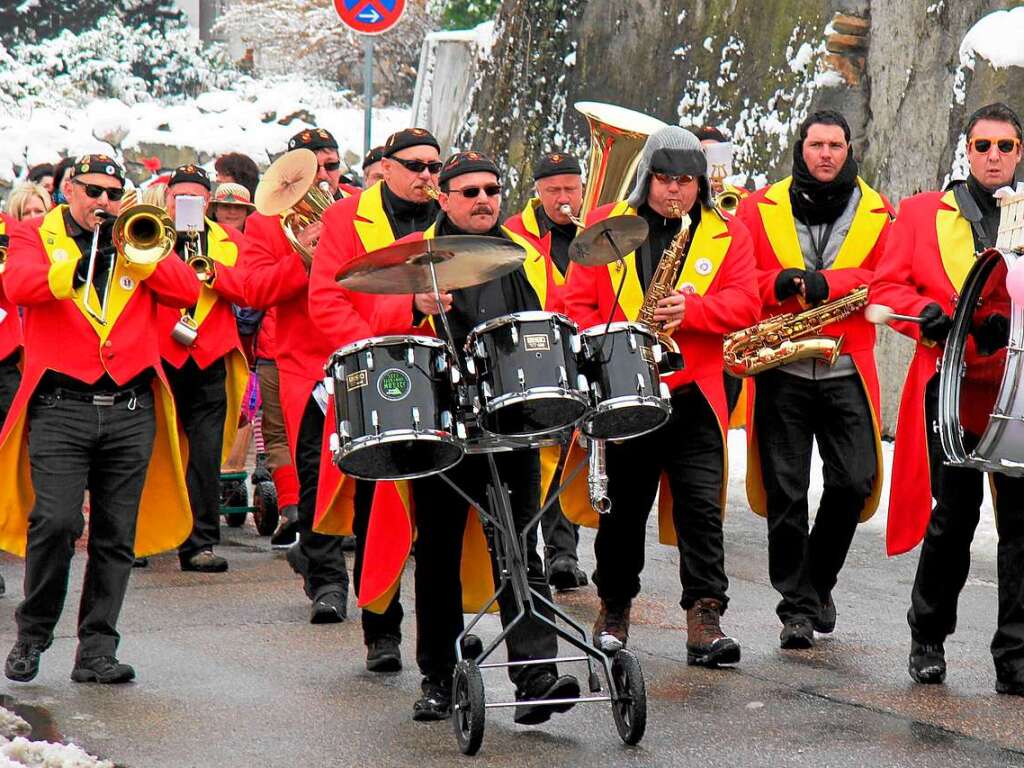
936,189,976,292
40,207,139,342
604,201,644,318
759,178,804,269
832,177,889,269
353,182,397,254
503,226,547,308
521,198,542,238
191,220,237,327
675,207,730,294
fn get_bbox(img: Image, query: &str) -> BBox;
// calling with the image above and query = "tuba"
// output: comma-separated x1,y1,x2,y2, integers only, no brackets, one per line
255,148,334,266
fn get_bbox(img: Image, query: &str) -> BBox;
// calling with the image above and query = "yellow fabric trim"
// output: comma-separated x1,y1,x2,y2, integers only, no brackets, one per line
353,182,397,254
191,220,238,327
221,349,249,464
832,178,887,270
505,227,548,308
47,259,78,299
936,190,976,292
760,178,804,270
0,408,35,557
521,198,542,238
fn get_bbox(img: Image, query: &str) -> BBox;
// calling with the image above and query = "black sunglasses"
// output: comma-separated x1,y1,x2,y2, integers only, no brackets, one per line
448,184,502,199
72,178,125,201
392,157,443,174
319,161,342,172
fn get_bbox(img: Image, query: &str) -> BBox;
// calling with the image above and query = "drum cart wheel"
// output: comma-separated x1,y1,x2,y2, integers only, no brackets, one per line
610,649,647,745
220,471,252,527
452,660,486,755
252,480,279,536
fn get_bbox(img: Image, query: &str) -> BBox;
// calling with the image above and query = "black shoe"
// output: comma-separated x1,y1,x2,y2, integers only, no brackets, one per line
996,676,1024,696
780,617,815,649
270,505,299,549
813,594,836,634
180,550,228,573
310,590,347,624
0,573,5,596
286,543,314,599
548,558,589,592
132,557,149,568
366,636,402,672
71,655,135,684
340,535,357,552
413,678,452,721
908,639,946,684
5,641,44,682
513,672,580,725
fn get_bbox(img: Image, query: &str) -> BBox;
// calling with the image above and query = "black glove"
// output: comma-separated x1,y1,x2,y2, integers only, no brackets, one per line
919,302,953,343
802,270,829,304
971,313,1010,356
774,268,804,301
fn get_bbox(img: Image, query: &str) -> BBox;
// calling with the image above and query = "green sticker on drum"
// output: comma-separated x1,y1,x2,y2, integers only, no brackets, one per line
378,368,411,401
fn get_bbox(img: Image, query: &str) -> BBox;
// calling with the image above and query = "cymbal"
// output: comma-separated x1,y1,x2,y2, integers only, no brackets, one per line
568,215,649,267
337,235,526,294
255,148,317,216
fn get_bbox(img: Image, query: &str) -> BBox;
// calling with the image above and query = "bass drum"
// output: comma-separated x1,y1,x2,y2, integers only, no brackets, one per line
938,247,1024,475
327,336,464,480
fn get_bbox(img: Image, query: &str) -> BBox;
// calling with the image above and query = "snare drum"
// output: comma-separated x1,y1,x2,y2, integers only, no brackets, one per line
577,322,671,440
465,311,589,437
326,336,463,480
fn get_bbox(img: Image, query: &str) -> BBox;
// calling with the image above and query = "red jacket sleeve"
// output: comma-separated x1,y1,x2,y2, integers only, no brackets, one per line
869,200,933,342
209,225,249,305
5,218,72,306
145,252,201,307
563,262,605,330
680,220,760,334
240,214,309,310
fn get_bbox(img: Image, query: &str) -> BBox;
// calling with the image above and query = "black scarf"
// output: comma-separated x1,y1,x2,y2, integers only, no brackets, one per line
789,141,859,226
534,204,576,276
966,174,1001,249
381,182,438,239
635,203,700,294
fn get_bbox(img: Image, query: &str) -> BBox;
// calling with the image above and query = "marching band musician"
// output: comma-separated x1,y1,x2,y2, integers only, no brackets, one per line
240,127,354,625
397,151,581,724
0,212,25,598
305,127,442,672
734,110,892,649
563,126,758,667
361,145,386,187
502,151,589,592
160,165,251,573
1,155,198,684
870,102,1024,696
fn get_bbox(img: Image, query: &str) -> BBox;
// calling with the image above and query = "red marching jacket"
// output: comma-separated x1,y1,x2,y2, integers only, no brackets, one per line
0,214,23,362
869,188,1003,555
0,206,200,557
735,176,893,523
560,200,760,544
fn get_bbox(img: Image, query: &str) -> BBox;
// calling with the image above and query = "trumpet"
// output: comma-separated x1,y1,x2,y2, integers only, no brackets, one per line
559,203,585,228
182,229,214,283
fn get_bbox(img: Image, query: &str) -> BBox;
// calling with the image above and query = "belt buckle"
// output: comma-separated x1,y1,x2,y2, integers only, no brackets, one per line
91,393,116,407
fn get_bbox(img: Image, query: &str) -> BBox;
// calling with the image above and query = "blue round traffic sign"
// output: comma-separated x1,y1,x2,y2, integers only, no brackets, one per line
333,0,406,35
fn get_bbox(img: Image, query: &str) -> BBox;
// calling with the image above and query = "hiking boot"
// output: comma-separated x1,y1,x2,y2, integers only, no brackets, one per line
366,636,402,673
548,558,589,592
413,677,452,721
686,598,741,667
180,550,228,573
71,655,135,684
780,617,815,649
813,594,837,634
5,641,45,683
270,505,299,549
592,599,630,653
310,589,347,624
908,639,946,684
513,671,580,725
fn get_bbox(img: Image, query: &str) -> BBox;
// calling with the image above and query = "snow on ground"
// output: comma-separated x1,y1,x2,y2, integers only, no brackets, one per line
725,428,999,558
0,706,110,768
0,76,411,183
959,6,1024,70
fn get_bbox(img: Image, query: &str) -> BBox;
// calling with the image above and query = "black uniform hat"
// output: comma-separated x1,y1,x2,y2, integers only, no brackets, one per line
362,145,385,168
382,128,440,158
532,151,582,181
71,153,125,185
438,151,500,187
693,125,729,143
287,127,338,152
168,163,212,190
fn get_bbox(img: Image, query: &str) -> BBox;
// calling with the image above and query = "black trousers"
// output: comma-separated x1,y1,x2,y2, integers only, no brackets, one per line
909,377,1024,677
164,358,227,560
412,450,557,689
540,446,580,567
595,387,728,610
753,369,876,622
296,395,349,600
723,372,742,417
0,351,21,430
352,478,403,643
16,388,156,658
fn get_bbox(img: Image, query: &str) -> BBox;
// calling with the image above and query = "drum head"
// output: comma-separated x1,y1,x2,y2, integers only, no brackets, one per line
584,402,670,441
337,437,464,481
480,396,588,437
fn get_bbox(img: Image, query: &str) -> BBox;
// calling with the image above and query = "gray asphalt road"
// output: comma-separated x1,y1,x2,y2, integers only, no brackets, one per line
0,488,1021,767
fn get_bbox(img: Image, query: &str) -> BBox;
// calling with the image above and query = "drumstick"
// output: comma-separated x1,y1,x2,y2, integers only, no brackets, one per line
865,304,925,325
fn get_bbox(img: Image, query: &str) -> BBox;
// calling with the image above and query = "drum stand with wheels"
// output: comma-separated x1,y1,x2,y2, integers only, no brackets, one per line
438,451,647,756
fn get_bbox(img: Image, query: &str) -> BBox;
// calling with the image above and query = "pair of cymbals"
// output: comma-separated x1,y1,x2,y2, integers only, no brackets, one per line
337,216,648,295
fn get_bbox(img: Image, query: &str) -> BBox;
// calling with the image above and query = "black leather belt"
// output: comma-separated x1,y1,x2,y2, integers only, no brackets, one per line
43,384,149,406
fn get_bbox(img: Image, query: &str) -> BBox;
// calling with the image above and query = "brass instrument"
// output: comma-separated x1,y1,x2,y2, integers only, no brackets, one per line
181,230,214,284
111,191,176,267
559,203,584,228
636,203,691,361
715,188,741,214
723,286,869,377
424,185,440,201
584,435,611,514
255,148,334,265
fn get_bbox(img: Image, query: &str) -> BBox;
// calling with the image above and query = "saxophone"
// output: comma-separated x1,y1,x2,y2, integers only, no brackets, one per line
637,204,691,359
723,285,869,377
585,436,612,514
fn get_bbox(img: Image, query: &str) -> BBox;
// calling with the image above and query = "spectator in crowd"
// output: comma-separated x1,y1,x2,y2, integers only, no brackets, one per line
215,153,260,199
26,164,54,198
51,157,77,205
6,182,52,221
209,183,256,233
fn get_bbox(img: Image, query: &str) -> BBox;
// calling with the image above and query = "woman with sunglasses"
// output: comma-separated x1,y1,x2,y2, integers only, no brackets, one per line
872,102,1024,697
0,154,199,685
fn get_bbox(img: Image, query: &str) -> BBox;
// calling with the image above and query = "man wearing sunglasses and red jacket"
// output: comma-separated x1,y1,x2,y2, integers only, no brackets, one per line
871,102,1024,696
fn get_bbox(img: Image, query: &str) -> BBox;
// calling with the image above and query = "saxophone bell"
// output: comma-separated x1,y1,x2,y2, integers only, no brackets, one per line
585,436,612,515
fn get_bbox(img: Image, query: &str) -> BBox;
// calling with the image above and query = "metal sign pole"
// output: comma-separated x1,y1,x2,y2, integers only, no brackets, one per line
363,35,374,156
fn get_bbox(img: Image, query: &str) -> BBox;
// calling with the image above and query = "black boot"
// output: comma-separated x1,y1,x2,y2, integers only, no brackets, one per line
71,655,135,684
310,589,347,624
780,617,815,649
366,636,402,672
908,639,946,684
413,677,452,721
5,641,45,683
513,671,580,725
